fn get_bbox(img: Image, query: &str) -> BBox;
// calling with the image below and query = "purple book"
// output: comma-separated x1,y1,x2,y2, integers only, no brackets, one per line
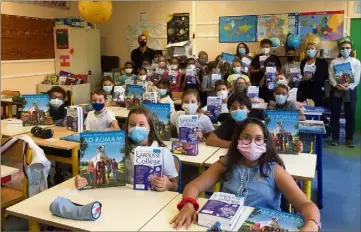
179,115,199,143
133,147,164,191
186,69,196,84
207,97,222,117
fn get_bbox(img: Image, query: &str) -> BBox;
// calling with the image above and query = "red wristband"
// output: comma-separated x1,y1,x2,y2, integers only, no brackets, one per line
177,197,199,211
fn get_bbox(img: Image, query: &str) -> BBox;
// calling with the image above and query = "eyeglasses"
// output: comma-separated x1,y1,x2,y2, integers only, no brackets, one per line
341,47,351,50
239,135,266,146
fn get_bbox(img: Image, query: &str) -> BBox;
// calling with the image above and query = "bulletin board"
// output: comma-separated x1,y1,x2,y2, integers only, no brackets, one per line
1,14,55,60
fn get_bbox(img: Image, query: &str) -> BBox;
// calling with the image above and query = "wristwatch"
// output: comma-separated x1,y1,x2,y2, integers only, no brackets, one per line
309,219,322,231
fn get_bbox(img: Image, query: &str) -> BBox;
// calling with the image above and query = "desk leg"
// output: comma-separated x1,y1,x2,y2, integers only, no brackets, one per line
7,104,13,118
29,220,40,232
72,148,79,176
302,180,312,199
198,166,206,198
316,134,323,209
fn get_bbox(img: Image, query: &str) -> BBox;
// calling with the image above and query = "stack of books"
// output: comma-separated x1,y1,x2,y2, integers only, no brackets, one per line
198,192,245,231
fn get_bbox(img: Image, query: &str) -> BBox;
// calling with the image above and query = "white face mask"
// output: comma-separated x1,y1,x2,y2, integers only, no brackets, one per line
49,98,64,108
170,64,178,70
217,90,228,100
261,48,271,55
182,103,198,115
187,64,196,70
125,68,133,74
139,75,147,81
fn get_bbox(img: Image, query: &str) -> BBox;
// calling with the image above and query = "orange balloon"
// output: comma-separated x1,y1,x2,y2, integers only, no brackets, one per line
79,1,112,24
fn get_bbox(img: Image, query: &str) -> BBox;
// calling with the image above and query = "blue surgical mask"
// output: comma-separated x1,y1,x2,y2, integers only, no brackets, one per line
340,49,352,58
92,103,105,111
158,89,167,96
307,49,316,58
275,94,287,105
276,79,287,86
103,86,113,93
231,109,247,122
128,126,149,143
238,48,247,55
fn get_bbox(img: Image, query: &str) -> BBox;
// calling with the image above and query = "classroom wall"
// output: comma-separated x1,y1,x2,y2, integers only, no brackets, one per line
0,1,79,94
98,1,357,64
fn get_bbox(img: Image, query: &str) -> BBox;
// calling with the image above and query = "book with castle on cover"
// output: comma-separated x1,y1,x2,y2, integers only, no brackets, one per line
20,94,53,126
79,131,126,190
333,62,354,85
207,97,222,117
125,84,144,110
133,146,164,191
143,103,171,141
264,111,299,154
238,207,305,232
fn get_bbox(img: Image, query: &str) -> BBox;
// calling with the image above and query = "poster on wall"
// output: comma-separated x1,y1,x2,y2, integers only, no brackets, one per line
257,14,289,42
299,11,344,41
56,28,69,49
288,13,300,35
167,13,190,44
219,15,257,43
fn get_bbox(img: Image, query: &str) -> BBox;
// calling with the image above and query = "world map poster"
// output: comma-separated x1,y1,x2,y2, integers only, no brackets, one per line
257,14,289,42
219,15,257,42
299,11,344,40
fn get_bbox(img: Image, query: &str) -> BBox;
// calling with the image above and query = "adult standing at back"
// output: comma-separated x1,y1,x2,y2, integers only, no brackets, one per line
131,34,155,72
235,42,253,74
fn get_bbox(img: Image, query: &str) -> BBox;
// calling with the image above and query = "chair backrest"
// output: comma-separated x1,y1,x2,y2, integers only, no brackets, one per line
173,155,182,193
1,90,20,97
173,92,183,100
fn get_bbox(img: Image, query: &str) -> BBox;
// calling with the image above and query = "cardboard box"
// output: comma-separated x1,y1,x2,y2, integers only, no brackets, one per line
166,40,192,58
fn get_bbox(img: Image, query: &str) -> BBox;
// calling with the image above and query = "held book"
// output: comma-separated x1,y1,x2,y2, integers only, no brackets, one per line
143,103,171,141
113,86,125,102
79,131,126,190
247,86,259,99
265,67,277,90
299,121,326,134
186,69,197,84
133,146,164,191
179,115,199,143
65,106,84,132
211,74,222,87
238,207,304,232
168,70,178,84
207,97,222,117
264,111,299,154
333,62,354,85
143,92,158,104
20,94,52,126
125,85,144,110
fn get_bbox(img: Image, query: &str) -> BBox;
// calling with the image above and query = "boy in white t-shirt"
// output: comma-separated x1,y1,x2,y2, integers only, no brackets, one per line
85,88,120,131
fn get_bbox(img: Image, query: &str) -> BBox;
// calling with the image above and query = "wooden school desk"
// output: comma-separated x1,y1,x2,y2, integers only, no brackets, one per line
6,178,179,232
140,194,254,231
24,127,80,176
113,107,130,118
1,119,55,137
204,149,317,199
1,165,19,184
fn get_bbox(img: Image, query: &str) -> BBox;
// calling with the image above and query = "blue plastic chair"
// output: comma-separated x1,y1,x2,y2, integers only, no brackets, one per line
173,155,182,193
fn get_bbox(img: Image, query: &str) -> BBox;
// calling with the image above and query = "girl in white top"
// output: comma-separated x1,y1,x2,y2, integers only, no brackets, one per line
328,36,361,147
170,89,214,141
157,79,175,113
76,107,179,192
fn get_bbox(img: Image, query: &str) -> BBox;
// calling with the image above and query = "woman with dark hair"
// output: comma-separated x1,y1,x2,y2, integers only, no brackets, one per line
170,118,321,231
236,42,253,74
328,36,360,147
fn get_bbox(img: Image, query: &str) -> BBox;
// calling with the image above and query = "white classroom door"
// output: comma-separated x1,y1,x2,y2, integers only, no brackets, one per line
85,29,101,90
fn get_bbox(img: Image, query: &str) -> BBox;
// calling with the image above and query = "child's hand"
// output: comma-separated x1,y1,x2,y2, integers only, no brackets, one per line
151,176,171,192
194,130,204,141
222,98,228,104
296,140,303,153
75,175,88,189
300,220,319,232
46,117,54,125
259,77,265,87
170,203,197,229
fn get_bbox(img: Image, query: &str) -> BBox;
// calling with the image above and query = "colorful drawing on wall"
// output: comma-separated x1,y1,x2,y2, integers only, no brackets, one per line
219,16,257,43
257,14,289,42
60,55,70,67
56,28,69,49
299,11,344,41
167,13,190,44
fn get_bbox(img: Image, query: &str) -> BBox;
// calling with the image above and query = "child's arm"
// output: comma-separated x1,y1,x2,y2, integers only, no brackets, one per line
206,132,231,148
274,165,320,231
196,75,202,86
110,120,120,129
151,176,178,192
181,74,187,91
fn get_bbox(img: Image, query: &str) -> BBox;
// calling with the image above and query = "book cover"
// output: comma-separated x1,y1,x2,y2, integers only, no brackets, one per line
288,88,298,102
113,86,125,102
168,70,178,84
65,106,84,132
241,57,252,73
211,74,222,87
125,85,144,110
238,207,304,232
302,106,326,112
79,131,126,190
61,133,80,143
20,94,52,126
143,103,171,141
143,92,158,104
259,55,268,68
264,111,299,154
333,62,354,85
265,67,277,90
247,86,259,99
207,97,222,117
179,115,199,143
221,52,235,64
299,121,326,134
133,146,164,191
290,67,301,86
186,69,197,84
171,141,198,156
125,78,135,85
113,72,121,85
152,68,164,84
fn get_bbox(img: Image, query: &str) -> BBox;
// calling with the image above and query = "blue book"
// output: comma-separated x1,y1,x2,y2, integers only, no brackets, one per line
207,97,222,117
238,207,304,231
61,133,80,143
221,52,235,64
79,131,126,190
125,85,144,110
133,146,164,191
299,121,326,135
264,111,299,154
302,106,326,112
20,94,52,126
143,103,171,141
186,69,196,84
265,67,277,90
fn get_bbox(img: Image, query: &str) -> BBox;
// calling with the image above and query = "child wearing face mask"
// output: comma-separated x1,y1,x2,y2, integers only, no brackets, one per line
76,107,178,191
48,86,68,125
152,55,167,85
299,43,329,107
157,79,175,113
201,61,221,97
84,88,120,131
102,76,115,104
182,58,201,92
164,57,182,92
281,46,301,88
227,60,251,91
275,74,306,107
142,59,153,79
136,67,156,92
120,62,137,86
171,118,321,231
170,89,214,141
206,92,252,148
236,43,253,74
